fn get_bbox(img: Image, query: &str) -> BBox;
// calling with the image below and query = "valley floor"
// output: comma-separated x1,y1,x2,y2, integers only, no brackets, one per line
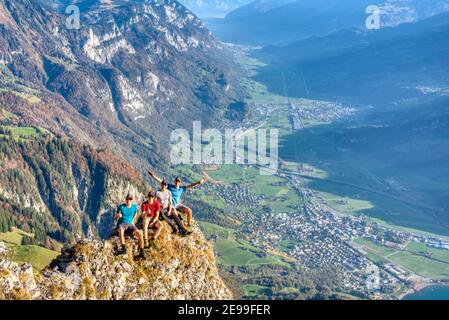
183,45,449,299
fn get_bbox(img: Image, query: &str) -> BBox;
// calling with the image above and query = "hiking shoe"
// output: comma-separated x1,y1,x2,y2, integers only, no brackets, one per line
149,239,156,247
138,248,147,260
179,230,191,237
144,240,150,248
116,245,127,256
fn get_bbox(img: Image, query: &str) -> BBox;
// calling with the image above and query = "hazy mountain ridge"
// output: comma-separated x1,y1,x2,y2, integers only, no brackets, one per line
254,11,449,104
179,0,252,17
207,0,449,45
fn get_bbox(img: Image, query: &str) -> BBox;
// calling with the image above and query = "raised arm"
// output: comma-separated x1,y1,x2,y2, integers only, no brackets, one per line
186,177,207,189
148,170,164,183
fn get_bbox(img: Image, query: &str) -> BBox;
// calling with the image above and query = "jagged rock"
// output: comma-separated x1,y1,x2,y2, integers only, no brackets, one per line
0,224,232,300
0,242,7,256
0,260,40,300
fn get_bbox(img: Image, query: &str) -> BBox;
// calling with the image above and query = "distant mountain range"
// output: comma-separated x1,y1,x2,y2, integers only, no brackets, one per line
179,0,253,17
254,11,449,104
207,0,449,45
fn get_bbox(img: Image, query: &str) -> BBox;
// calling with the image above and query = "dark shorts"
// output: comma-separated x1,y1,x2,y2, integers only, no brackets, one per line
117,223,138,235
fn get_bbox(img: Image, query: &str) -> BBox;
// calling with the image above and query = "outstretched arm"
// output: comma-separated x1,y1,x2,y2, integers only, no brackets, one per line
148,170,163,183
185,177,207,189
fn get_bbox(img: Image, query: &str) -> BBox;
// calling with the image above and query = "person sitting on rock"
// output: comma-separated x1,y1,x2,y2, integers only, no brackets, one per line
141,191,164,247
156,180,191,237
148,170,206,228
114,194,146,259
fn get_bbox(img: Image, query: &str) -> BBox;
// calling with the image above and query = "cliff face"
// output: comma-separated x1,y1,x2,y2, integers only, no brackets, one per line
0,223,232,300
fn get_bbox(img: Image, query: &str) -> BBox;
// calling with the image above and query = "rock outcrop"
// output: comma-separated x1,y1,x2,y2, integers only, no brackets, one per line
0,241,7,256
0,222,232,300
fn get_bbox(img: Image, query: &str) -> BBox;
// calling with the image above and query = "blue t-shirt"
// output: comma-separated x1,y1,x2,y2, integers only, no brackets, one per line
168,184,186,205
116,204,139,225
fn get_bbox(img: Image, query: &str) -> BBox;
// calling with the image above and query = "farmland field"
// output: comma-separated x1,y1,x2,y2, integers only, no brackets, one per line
353,238,449,279
0,228,60,271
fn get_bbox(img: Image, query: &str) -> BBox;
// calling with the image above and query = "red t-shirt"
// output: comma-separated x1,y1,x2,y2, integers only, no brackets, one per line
141,200,161,218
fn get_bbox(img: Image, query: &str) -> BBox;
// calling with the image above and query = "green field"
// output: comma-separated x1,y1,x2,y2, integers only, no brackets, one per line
0,228,60,271
242,284,271,297
0,227,34,245
353,238,449,279
353,238,397,256
198,221,232,239
406,242,449,264
277,240,296,252
388,251,449,279
304,177,449,237
0,126,47,141
5,244,60,271
207,164,302,213
199,221,290,267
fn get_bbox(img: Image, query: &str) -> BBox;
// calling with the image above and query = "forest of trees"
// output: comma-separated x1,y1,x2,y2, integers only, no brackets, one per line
220,262,344,300
0,136,146,247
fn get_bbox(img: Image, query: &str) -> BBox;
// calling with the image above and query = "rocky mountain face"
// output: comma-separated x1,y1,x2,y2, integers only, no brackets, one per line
0,223,232,300
0,0,244,169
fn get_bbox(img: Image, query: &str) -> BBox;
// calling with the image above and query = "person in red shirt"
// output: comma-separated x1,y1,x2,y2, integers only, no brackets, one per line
141,191,163,247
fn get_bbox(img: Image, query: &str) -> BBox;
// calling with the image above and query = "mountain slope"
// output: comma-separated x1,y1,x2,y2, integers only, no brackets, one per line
0,136,148,245
0,224,232,300
0,0,245,170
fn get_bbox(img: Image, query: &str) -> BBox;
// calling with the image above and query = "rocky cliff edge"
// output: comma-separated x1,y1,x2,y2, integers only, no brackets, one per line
0,223,232,300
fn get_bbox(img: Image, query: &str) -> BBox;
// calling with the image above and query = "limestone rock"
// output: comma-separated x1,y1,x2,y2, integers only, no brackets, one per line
0,224,232,300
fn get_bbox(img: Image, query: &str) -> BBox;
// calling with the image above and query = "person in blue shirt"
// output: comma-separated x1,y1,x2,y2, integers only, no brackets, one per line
114,194,146,259
148,171,206,228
